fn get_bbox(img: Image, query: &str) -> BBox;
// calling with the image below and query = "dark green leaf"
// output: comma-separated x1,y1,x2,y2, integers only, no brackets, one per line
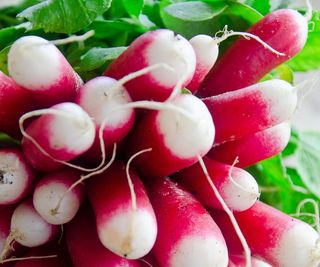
78,46,127,71
244,0,270,15
0,46,10,75
18,0,112,34
0,24,28,50
282,129,299,158
123,0,144,17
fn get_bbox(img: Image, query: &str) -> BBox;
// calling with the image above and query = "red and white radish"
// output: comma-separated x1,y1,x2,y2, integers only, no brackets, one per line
125,93,215,178
0,148,36,205
87,161,157,259
33,169,85,225
104,29,196,101
208,122,291,168
147,177,228,267
0,71,34,138
175,157,259,212
212,201,320,267
67,204,141,267
197,9,308,97
20,102,95,172
203,79,297,144
8,36,82,107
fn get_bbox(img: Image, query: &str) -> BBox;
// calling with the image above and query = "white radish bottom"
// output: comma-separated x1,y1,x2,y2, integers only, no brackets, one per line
98,209,157,259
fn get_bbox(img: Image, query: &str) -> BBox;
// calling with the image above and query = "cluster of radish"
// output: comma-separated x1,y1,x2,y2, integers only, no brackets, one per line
0,6,319,267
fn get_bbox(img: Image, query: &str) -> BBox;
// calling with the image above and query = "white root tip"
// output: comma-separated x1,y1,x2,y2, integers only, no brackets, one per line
48,30,95,46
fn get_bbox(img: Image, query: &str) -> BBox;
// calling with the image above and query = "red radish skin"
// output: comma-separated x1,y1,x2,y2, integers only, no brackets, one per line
88,161,157,259
0,149,36,205
211,201,320,267
33,169,84,225
203,79,297,144
125,94,215,178
208,122,291,168
76,76,135,163
197,9,308,97
175,157,259,212
228,255,272,267
21,102,95,172
104,29,196,101
147,178,228,267
67,204,141,267
8,36,82,107
0,205,16,254
0,72,34,138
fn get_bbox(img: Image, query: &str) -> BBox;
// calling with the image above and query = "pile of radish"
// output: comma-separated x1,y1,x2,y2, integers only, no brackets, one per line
1,5,320,267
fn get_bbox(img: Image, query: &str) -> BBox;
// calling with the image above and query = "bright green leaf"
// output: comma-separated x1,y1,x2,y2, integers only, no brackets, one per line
18,0,112,34
123,0,144,17
78,46,127,71
0,46,10,75
0,24,28,50
261,64,294,83
244,0,270,15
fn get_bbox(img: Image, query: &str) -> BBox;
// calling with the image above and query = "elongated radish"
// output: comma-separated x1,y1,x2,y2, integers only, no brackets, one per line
0,199,59,260
228,255,272,267
146,177,228,267
33,169,84,225
211,201,320,267
197,9,308,97
0,148,36,205
0,71,34,138
175,157,259,212
0,205,16,254
208,122,291,168
8,36,82,107
67,204,141,267
104,29,196,101
125,94,215,177
87,161,157,259
20,102,95,172
203,79,297,144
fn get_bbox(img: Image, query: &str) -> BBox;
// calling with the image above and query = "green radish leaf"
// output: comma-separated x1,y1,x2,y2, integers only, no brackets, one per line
78,46,127,72
123,0,144,17
18,0,112,34
260,64,294,83
244,0,270,15
287,12,320,72
282,129,299,158
0,24,28,50
0,46,10,75
181,88,192,94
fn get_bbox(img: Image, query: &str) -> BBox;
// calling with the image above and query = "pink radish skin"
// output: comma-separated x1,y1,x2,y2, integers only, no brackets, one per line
211,201,320,267
76,76,135,163
8,36,81,107
125,94,215,178
187,35,219,93
0,71,34,138
228,255,272,267
10,199,59,248
21,102,95,172
88,161,157,259
67,204,141,267
0,149,36,205
33,169,84,225
208,122,291,168
175,157,259,212
197,9,308,97
0,205,16,254
104,29,196,101
147,178,228,267
203,79,297,144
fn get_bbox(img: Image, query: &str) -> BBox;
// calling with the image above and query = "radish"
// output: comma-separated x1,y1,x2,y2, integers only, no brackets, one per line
208,122,291,168
66,203,141,267
104,29,196,101
0,148,36,205
87,161,157,259
175,157,259,212
197,9,308,97
203,79,297,144
20,102,95,172
211,201,320,267
146,177,228,267
33,169,85,225
0,71,34,138
0,199,59,261
125,93,215,178
8,36,82,107
228,255,272,267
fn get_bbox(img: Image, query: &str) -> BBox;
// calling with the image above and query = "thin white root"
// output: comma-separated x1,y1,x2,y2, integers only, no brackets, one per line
214,25,285,56
139,258,154,267
197,155,252,267
295,198,320,233
304,0,313,21
50,143,117,216
0,229,21,261
48,30,95,46
0,255,57,264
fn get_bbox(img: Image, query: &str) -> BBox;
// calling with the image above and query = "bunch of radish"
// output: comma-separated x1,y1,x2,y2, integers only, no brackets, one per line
0,6,319,267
